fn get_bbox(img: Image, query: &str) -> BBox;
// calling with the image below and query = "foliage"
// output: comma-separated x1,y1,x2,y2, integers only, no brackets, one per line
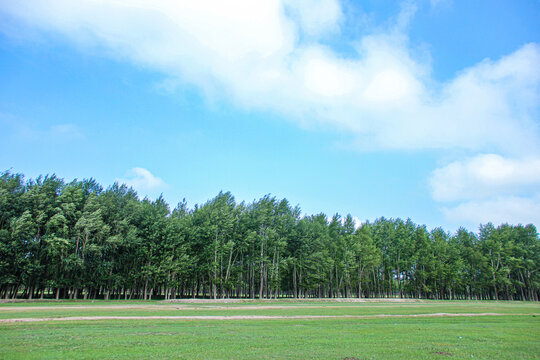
0,170,538,300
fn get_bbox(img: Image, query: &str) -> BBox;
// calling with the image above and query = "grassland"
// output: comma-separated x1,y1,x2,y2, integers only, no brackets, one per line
0,300,538,359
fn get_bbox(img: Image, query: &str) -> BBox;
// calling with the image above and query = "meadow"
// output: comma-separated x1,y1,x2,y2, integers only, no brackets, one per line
0,300,538,359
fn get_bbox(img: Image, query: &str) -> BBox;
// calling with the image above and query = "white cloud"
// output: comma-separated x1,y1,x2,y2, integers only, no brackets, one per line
284,0,342,37
0,114,84,141
442,195,540,227
1,1,539,226
429,0,452,9
49,124,83,139
303,55,354,97
430,154,540,202
116,167,168,195
430,154,540,226
352,216,364,230
1,0,538,154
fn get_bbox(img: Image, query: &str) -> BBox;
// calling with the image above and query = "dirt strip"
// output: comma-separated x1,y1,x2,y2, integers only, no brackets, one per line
164,298,418,303
0,298,419,305
0,304,438,311
1,312,536,323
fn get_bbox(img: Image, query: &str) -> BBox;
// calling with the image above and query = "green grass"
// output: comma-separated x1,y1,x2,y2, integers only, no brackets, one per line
0,300,537,319
0,300,539,359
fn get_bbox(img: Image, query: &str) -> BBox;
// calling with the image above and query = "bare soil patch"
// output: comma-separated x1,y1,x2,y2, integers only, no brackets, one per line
0,304,431,311
1,312,533,323
0,298,425,311
164,298,420,303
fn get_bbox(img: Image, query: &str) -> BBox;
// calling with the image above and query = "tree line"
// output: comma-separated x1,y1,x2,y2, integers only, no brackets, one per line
0,171,538,301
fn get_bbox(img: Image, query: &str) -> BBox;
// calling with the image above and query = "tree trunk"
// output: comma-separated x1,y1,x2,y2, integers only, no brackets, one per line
213,231,218,300
358,266,363,298
293,262,298,299
259,235,264,299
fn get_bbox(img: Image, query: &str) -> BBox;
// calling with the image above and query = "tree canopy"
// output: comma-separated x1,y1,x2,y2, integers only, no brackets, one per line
0,171,538,301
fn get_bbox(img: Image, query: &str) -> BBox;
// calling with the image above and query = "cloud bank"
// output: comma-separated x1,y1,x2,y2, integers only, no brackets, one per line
116,167,168,198
442,195,540,227
1,0,539,226
430,155,540,202
1,0,538,153
429,155,540,227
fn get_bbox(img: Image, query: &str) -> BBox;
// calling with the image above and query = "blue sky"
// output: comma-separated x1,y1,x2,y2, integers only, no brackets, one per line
1,0,539,232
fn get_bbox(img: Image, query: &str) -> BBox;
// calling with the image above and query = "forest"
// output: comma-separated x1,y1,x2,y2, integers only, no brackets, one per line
0,171,538,301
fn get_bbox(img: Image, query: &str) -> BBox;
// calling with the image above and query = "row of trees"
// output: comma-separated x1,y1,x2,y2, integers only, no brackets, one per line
0,171,538,301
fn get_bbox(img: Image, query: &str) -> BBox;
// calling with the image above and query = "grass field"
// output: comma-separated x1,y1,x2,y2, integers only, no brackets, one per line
0,300,538,359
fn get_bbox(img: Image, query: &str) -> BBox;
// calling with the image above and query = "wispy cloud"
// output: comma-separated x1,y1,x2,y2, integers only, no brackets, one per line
430,154,540,226
429,0,452,9
285,0,343,37
1,0,538,154
1,114,84,141
2,1,539,226
116,167,168,197
352,216,365,230
430,154,540,202
49,124,83,139
442,195,540,227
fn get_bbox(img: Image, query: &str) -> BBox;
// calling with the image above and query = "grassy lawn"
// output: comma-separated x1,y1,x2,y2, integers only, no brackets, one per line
0,300,538,319
0,300,538,359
